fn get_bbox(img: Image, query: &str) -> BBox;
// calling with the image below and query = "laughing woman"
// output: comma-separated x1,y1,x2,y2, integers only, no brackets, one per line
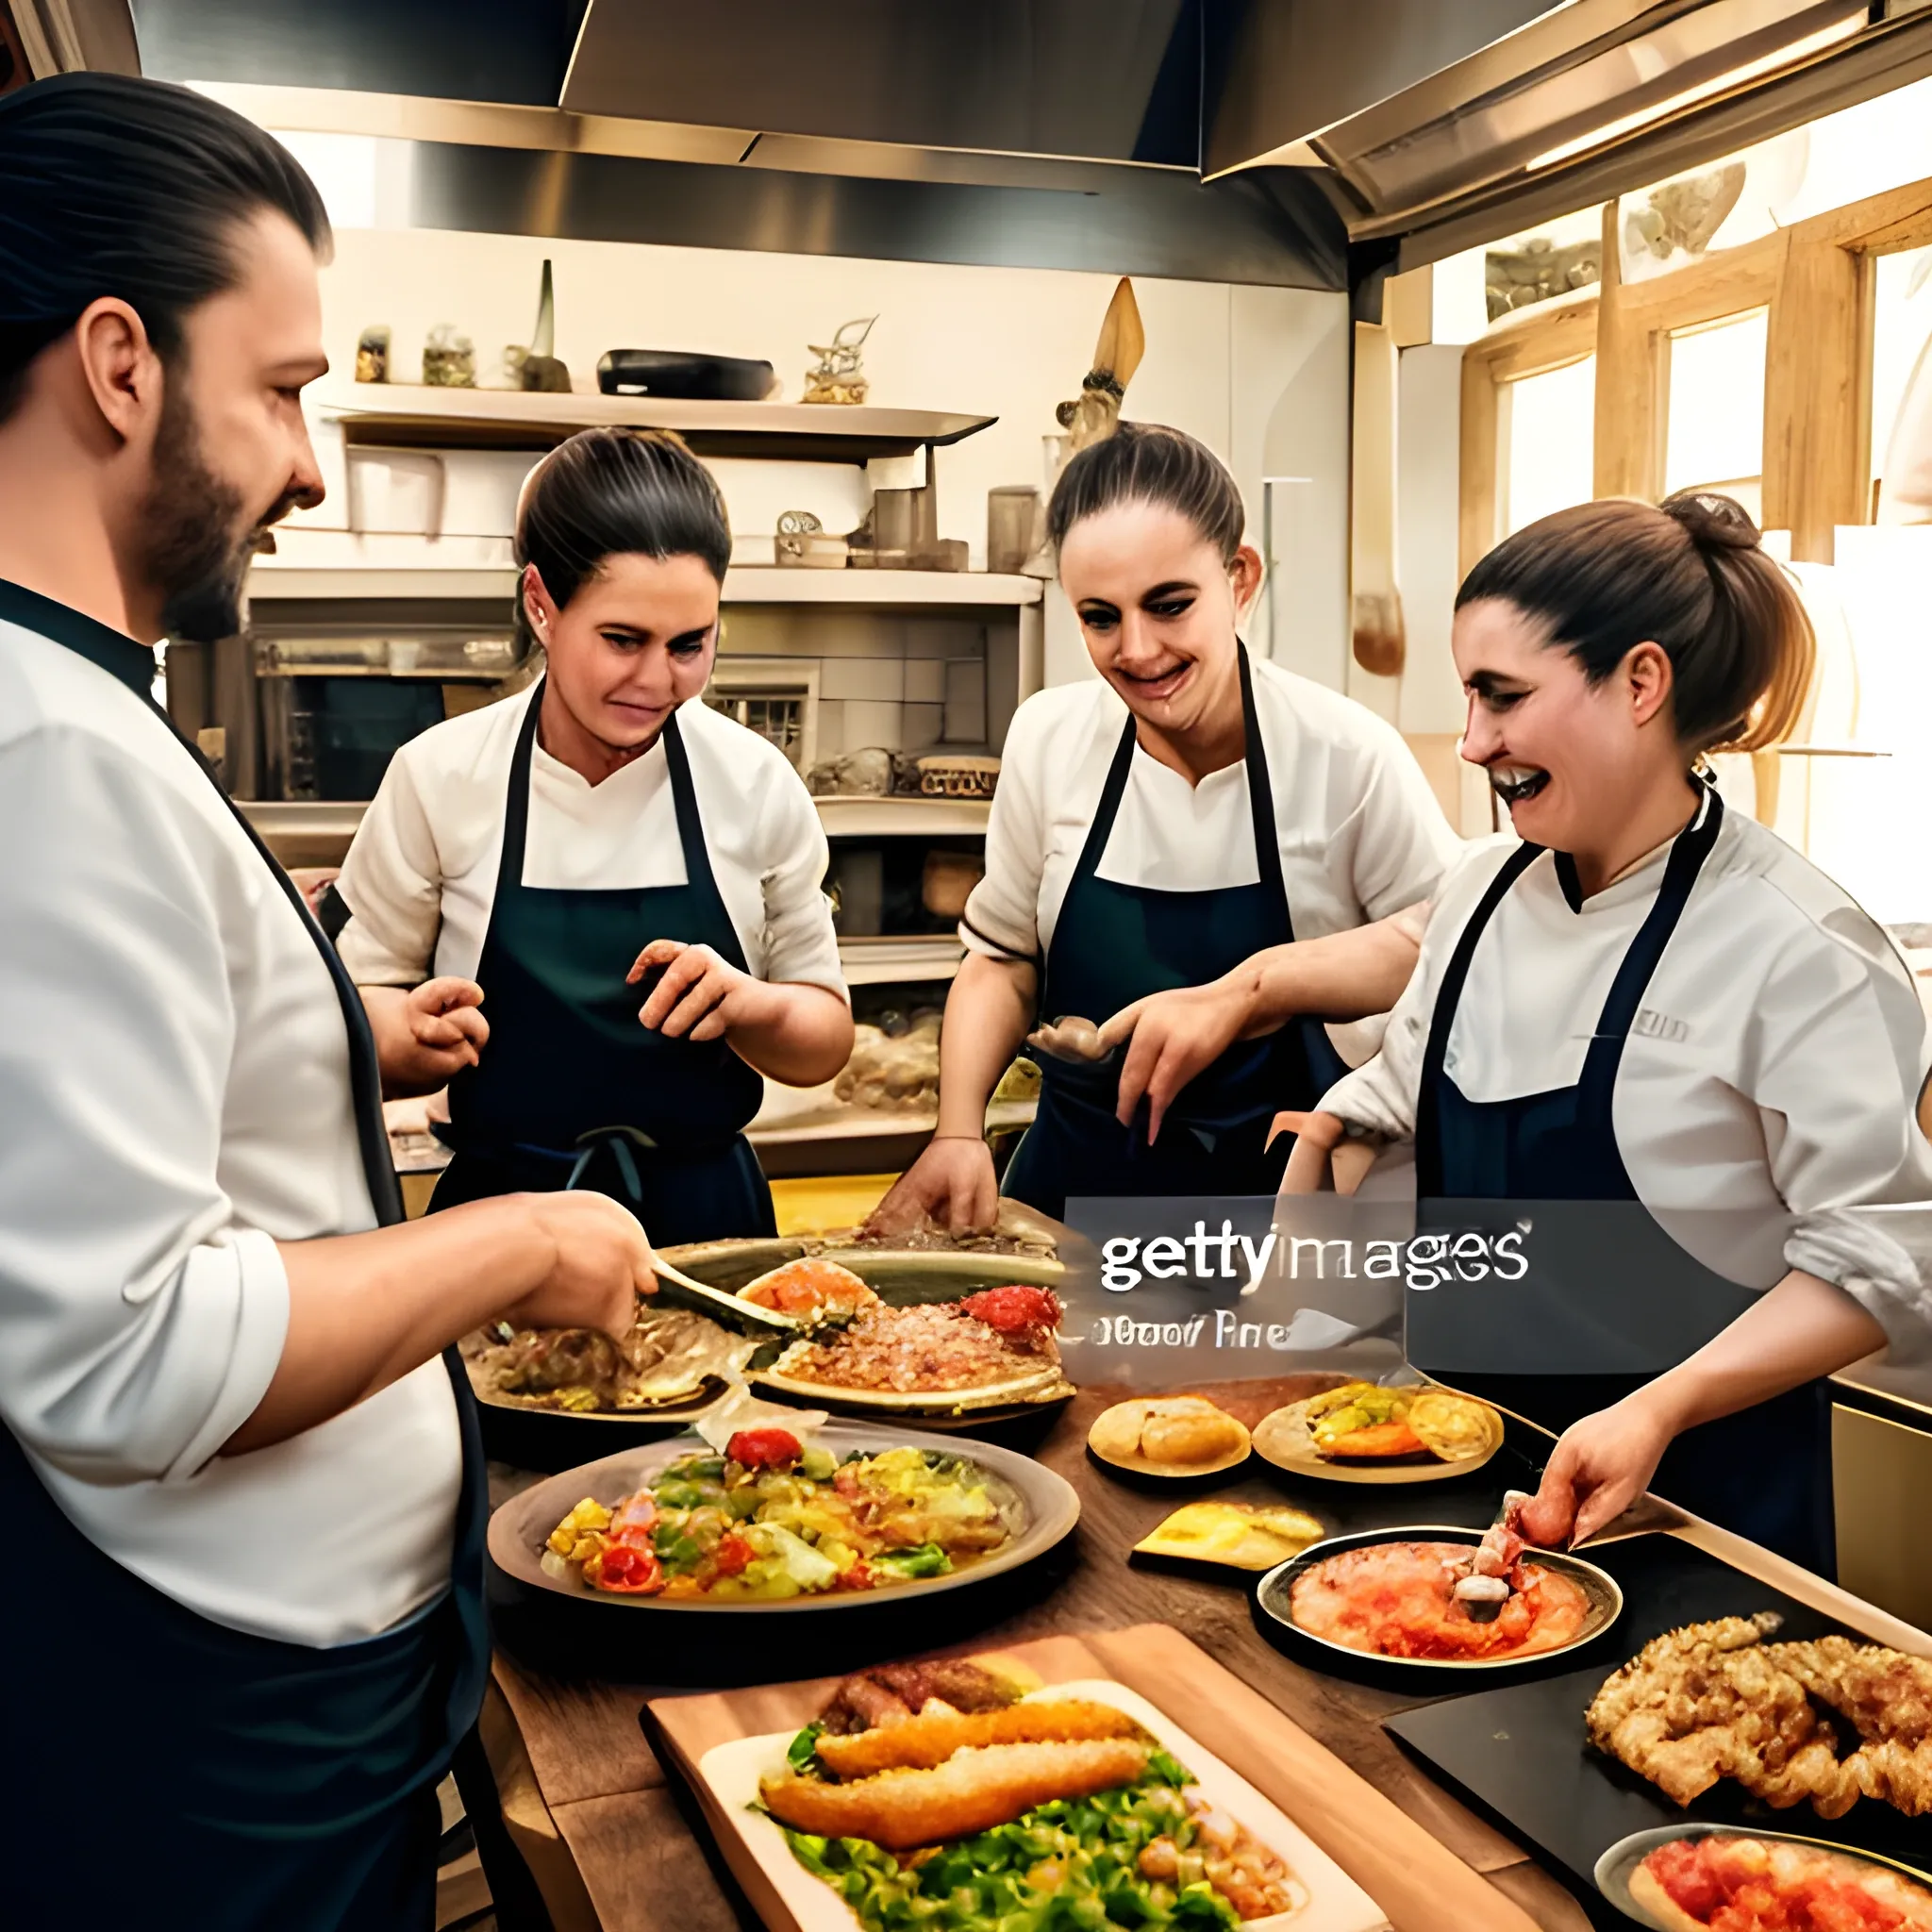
1286,492,1932,1573
873,424,1460,1228
334,428,852,1241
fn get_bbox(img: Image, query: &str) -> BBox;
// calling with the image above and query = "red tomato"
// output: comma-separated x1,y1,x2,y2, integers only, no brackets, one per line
591,1545,664,1594
713,1535,754,1577
958,1286,1062,1336
726,1427,802,1471
840,1559,874,1591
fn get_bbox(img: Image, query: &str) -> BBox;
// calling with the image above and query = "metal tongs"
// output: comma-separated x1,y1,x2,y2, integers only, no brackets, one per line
649,1256,803,1336
1453,1491,1535,1623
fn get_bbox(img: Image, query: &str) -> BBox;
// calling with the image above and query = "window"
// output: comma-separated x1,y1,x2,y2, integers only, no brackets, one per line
1501,356,1597,534
1873,243,1932,525
1664,309,1768,523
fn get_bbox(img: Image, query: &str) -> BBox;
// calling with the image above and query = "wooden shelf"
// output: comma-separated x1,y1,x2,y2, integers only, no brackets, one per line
814,795,991,836
312,384,997,461
246,563,1039,609
242,801,988,877
723,568,1041,607
837,936,966,985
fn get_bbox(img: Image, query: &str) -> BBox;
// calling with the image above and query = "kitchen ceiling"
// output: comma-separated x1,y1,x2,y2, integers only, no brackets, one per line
110,0,1932,278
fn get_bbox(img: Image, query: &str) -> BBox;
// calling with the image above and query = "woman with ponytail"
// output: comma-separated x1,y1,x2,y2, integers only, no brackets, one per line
1285,492,1932,1573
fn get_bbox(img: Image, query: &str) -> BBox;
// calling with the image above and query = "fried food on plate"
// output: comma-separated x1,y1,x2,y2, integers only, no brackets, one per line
760,1737,1152,1849
1588,1615,1932,1820
1088,1396,1249,1474
812,1700,1144,1779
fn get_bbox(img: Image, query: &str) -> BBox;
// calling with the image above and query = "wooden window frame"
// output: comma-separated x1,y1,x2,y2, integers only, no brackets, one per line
1595,176,1932,564
1457,292,1600,579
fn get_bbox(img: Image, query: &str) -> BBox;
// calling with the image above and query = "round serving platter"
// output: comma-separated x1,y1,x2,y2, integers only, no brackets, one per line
1255,1524,1624,1675
488,1421,1081,1617
1595,1824,1932,1928
467,1234,1068,1468
1251,1390,1505,1486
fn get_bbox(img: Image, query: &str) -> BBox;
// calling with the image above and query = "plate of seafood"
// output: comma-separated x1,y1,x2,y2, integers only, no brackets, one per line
464,1227,1070,1462
1257,1507,1622,1671
753,1282,1074,1417
1595,1824,1932,1929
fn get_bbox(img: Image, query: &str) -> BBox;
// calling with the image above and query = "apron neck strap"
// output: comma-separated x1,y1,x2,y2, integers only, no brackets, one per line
496,686,725,915
1066,640,1285,914
1415,840,1542,1196
1579,785,1725,1095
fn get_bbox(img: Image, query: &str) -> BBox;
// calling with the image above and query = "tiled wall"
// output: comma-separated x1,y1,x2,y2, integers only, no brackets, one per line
716,608,993,756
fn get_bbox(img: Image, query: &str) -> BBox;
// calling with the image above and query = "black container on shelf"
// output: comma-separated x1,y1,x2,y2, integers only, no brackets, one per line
596,349,776,402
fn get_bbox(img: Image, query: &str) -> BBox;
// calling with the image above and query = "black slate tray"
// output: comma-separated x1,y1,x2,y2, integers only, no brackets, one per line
1383,1536,1929,1924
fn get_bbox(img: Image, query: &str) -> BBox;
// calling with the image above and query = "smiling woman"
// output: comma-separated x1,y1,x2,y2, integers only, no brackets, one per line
335,426,853,1243
1286,491,1932,1577
868,423,1460,1230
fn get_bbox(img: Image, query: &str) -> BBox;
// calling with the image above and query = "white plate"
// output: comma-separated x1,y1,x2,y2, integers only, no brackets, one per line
1595,1824,1932,1927
698,1679,1391,1932
488,1422,1080,1614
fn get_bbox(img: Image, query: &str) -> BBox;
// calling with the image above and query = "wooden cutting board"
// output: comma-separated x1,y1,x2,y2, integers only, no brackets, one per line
645,1622,1542,1932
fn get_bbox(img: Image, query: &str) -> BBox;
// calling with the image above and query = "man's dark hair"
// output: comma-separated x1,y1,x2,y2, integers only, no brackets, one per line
0,72,330,422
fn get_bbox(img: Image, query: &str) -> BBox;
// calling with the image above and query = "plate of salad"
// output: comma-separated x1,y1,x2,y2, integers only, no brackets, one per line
486,1390,1081,1612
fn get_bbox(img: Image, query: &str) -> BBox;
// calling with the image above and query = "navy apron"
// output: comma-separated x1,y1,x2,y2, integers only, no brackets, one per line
0,578,489,1928
1003,644,1347,1220
431,681,775,1245
1413,788,1836,1574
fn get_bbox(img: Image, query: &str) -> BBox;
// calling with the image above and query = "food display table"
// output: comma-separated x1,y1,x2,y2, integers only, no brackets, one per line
475,1376,1931,1932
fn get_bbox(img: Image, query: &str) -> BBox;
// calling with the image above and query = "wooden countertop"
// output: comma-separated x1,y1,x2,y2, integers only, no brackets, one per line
479,1376,1928,1932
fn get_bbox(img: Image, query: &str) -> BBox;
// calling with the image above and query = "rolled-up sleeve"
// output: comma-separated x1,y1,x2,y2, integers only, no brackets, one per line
0,725,290,1482
335,747,444,988
959,701,1047,963
1752,917,1932,1357
758,766,847,1000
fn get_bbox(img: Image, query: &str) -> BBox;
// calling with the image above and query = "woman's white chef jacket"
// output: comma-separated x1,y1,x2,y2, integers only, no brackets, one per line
335,684,845,998
0,614,462,1646
958,658,1462,965
1319,806,1932,1357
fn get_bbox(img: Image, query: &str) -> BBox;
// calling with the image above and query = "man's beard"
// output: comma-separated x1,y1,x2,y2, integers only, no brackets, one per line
141,380,296,644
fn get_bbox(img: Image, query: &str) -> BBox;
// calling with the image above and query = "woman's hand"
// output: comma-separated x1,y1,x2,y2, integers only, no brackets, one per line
1518,1391,1678,1548
628,939,771,1041
508,1190,658,1340
388,977,488,1090
1276,1110,1380,1195
1100,974,1256,1143
866,1136,999,1238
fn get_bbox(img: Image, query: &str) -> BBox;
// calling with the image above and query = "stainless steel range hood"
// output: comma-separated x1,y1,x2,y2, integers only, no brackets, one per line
121,0,1932,275
1207,0,1930,261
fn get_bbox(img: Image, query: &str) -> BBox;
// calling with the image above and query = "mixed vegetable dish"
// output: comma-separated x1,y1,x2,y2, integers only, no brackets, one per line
542,1426,1023,1601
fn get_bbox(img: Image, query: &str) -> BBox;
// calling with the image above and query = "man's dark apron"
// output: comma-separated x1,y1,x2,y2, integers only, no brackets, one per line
1410,789,1835,1574
1003,644,1348,1220
430,683,774,1245
0,579,489,1927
